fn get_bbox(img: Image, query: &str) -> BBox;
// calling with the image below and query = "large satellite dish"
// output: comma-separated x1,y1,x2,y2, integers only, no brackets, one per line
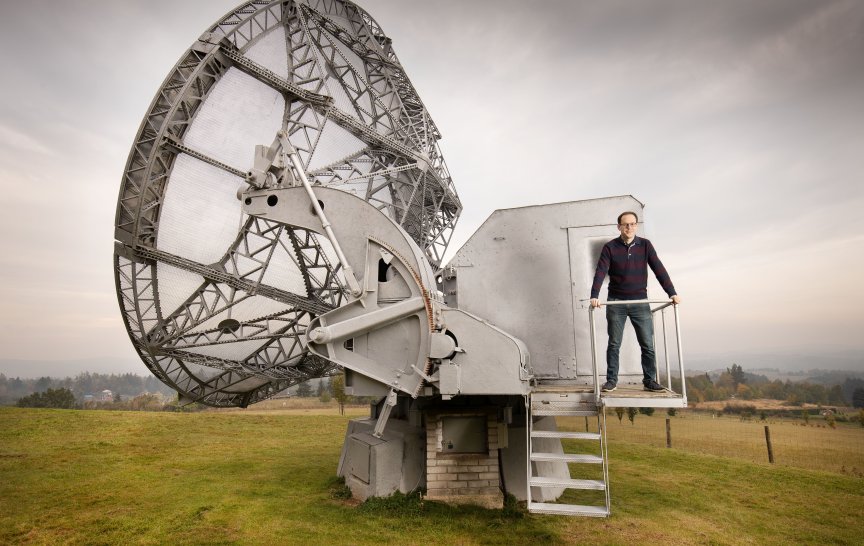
114,0,688,516
113,0,461,407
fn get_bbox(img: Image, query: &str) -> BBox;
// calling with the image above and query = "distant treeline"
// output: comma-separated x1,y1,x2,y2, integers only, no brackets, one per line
0,373,177,406
684,365,864,406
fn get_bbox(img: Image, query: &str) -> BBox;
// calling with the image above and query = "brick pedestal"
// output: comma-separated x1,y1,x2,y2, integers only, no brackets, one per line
425,410,503,509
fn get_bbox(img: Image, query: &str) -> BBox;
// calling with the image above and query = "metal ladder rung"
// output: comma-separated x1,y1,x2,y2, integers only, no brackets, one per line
530,452,603,464
528,502,609,517
527,391,610,517
531,430,600,440
529,477,605,490
532,409,597,416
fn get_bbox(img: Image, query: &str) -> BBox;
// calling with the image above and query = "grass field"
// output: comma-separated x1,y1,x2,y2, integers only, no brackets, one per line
561,410,864,476
1,406,861,545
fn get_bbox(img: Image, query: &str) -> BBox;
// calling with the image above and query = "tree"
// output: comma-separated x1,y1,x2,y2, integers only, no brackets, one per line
727,364,746,390
638,407,655,416
858,409,864,427
332,373,347,415
853,388,864,409
667,408,677,417
296,381,313,397
17,388,77,409
615,407,625,423
627,407,637,425
828,385,846,405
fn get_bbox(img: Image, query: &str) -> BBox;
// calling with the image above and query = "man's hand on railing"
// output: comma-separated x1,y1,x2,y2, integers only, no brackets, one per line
590,298,602,308
671,295,681,305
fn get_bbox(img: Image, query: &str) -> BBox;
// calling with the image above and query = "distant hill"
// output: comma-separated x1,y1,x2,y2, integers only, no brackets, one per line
0,357,150,379
687,349,863,374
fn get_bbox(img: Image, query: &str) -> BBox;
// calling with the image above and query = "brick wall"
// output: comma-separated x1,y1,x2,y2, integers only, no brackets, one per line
425,409,503,509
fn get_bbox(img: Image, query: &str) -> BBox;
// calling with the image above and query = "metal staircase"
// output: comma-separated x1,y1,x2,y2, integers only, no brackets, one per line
527,391,610,517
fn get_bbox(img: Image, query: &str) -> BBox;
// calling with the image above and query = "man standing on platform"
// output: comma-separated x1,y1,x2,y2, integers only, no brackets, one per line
590,211,681,392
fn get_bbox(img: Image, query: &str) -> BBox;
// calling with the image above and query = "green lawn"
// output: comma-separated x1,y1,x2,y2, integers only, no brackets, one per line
1,407,860,545
566,410,864,475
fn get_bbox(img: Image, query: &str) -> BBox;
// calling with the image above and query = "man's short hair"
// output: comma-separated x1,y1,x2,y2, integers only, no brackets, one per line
617,211,639,225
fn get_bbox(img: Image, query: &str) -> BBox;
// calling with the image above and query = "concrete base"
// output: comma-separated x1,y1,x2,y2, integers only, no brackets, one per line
337,418,425,501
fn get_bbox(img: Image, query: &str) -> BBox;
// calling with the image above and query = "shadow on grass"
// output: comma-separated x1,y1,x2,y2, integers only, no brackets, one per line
324,474,555,544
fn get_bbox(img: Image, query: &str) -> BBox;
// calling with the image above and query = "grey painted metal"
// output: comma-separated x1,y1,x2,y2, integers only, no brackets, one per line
113,0,691,519
529,478,606,490
601,394,685,408
531,431,600,440
114,0,461,407
372,390,398,438
531,453,603,464
526,391,611,517
661,308,671,388
309,297,426,344
532,409,598,417
243,185,435,397
446,196,646,383
243,183,532,399
337,418,425,501
528,503,609,517
285,137,363,297
601,408,611,512
436,308,531,397
589,307,601,402
674,304,687,403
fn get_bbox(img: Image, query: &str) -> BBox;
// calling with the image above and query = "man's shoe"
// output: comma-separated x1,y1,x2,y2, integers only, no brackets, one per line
601,381,617,392
644,379,665,392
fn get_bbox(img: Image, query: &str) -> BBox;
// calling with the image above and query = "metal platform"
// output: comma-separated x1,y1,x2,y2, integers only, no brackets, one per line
531,383,687,409
599,384,686,408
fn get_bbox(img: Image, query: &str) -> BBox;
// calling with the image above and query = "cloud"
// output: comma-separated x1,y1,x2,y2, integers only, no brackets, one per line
0,0,862,365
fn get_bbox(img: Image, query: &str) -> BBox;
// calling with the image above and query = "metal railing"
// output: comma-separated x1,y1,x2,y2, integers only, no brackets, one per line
588,299,686,404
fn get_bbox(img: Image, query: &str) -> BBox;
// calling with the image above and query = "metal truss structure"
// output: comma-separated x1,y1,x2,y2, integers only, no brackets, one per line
113,0,461,407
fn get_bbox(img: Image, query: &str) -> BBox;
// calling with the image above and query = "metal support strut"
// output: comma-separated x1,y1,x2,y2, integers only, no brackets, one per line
373,389,399,438
280,131,364,297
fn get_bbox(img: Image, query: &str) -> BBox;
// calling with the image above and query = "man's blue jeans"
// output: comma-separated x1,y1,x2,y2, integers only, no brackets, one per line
606,299,656,385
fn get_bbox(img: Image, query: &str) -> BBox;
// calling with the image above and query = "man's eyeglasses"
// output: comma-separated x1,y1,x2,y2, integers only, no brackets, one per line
619,223,638,228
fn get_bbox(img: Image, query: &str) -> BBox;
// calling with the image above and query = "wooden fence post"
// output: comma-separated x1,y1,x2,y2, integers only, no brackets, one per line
666,418,672,448
764,425,774,464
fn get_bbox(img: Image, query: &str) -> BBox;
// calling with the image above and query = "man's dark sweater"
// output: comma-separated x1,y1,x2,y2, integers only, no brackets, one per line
590,236,676,300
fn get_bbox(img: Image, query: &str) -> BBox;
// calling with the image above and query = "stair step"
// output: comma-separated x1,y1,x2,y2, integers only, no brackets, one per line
531,430,600,440
532,409,598,417
530,452,603,464
529,477,606,490
528,502,609,517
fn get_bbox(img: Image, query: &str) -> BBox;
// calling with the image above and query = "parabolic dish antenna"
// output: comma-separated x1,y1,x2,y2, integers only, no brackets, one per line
113,0,461,407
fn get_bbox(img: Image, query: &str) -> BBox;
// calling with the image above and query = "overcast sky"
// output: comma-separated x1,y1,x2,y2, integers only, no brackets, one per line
0,0,862,374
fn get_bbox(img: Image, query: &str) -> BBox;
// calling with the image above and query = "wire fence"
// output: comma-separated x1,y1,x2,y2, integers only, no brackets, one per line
561,409,864,477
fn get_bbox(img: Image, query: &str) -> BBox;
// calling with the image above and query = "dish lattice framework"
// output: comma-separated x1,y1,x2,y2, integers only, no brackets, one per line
113,0,461,407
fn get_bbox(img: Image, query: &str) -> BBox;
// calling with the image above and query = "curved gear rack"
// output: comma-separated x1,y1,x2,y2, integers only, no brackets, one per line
113,0,461,407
